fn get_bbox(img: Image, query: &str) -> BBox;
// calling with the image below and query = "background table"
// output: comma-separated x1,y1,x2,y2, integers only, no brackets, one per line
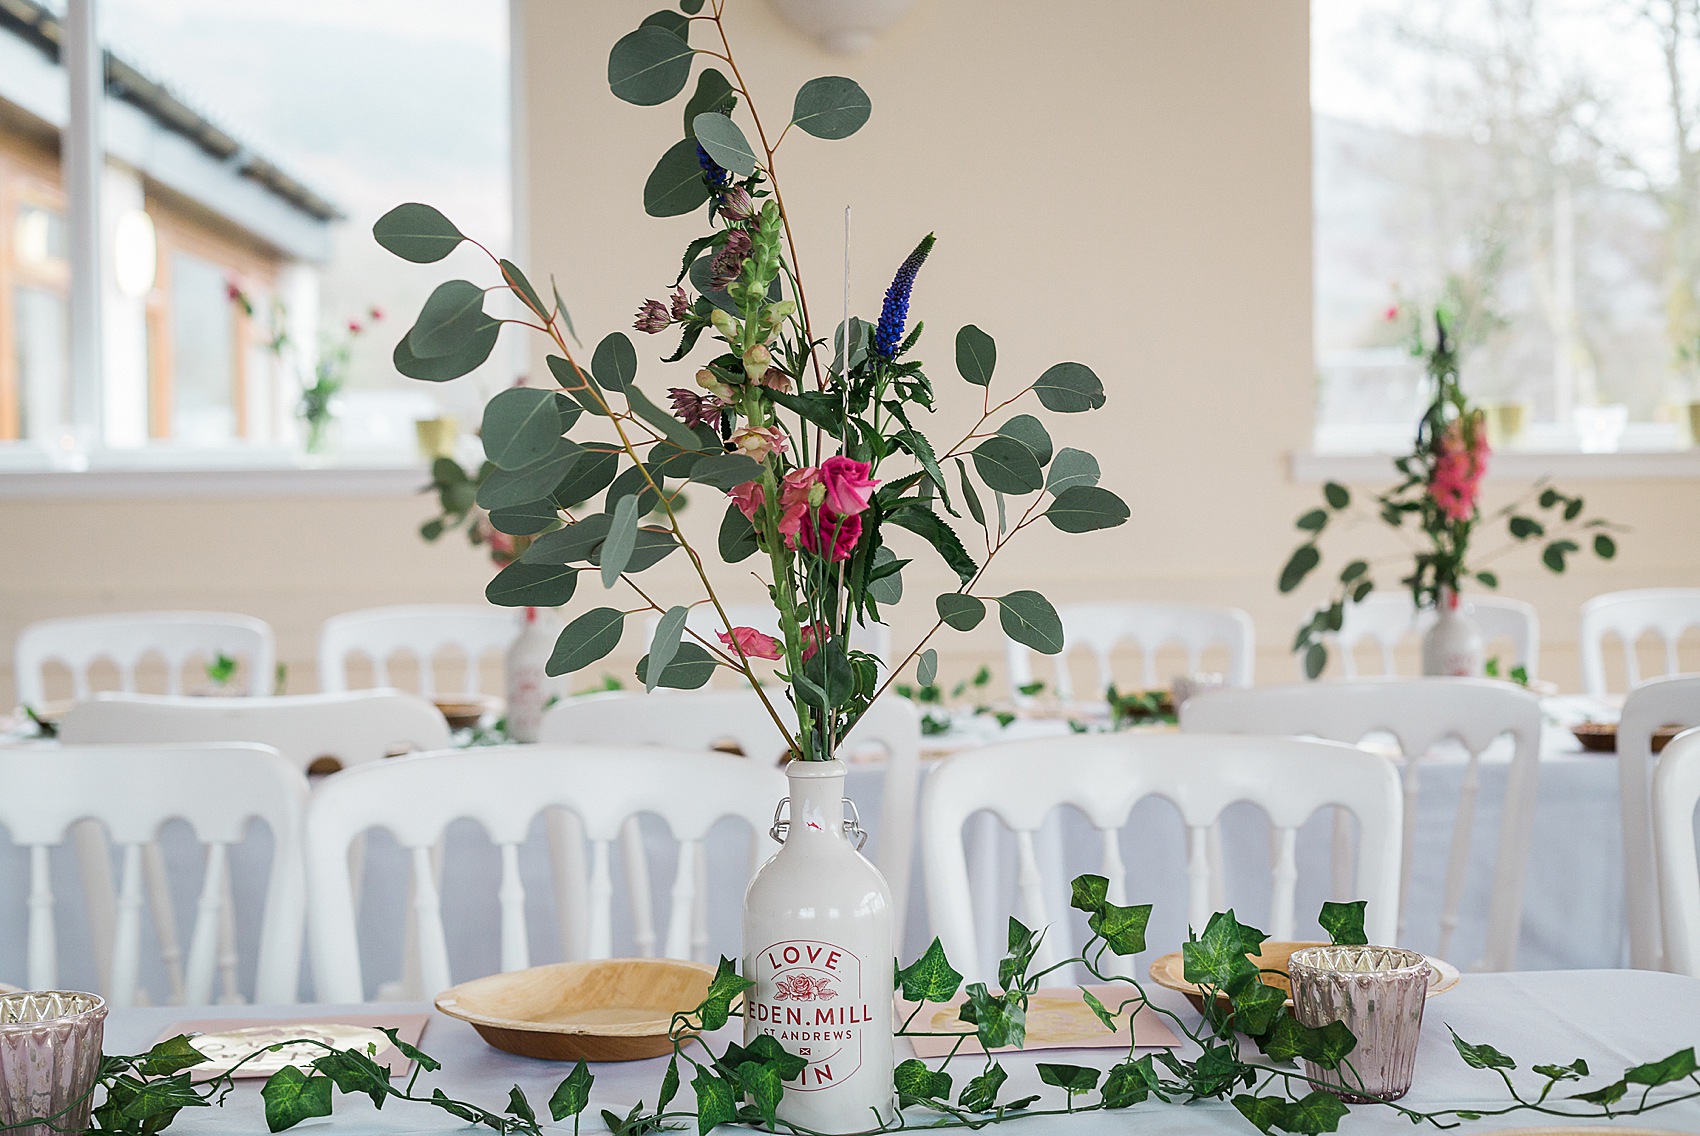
98,969,1700,1134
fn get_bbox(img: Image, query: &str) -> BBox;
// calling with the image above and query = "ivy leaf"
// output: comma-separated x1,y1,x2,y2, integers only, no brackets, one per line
375,1027,440,1073
608,24,695,106
1046,447,1100,493
693,112,758,176
955,324,996,386
894,1059,953,1104
644,137,714,217
657,1055,681,1111
312,1049,391,1109
1234,1090,1350,1134
486,562,579,608
1258,1016,1357,1070
998,917,1041,992
958,1062,1008,1112
916,648,938,687
790,75,872,139
1279,544,1321,593
1182,909,1267,996
1323,481,1350,509
1624,1047,1697,1087
1571,1079,1629,1106
1070,874,1109,913
958,982,1025,1050
741,1034,806,1081
691,1069,739,1135
1045,486,1130,533
735,1061,785,1127
1032,361,1106,412
898,937,964,1003
261,1066,333,1133
1533,1058,1589,1082
1100,1060,1152,1109
936,592,986,631
1079,988,1118,1032
1229,980,1287,1036
1318,900,1368,946
997,590,1065,655
137,1034,209,1077
1089,900,1152,956
373,203,464,263
697,956,755,1032
430,1087,480,1123
507,1086,536,1125
1038,1062,1102,1094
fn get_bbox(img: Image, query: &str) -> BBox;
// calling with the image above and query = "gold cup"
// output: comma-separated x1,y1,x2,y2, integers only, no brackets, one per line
415,417,460,459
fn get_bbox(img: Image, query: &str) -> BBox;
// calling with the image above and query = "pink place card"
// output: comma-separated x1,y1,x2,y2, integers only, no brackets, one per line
154,1012,431,1080
895,985,1179,1058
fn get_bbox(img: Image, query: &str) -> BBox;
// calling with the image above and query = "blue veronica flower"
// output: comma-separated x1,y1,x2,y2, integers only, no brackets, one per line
874,234,935,359
696,143,731,187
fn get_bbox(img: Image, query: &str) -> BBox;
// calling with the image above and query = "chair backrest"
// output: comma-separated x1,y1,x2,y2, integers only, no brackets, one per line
59,690,453,774
0,743,306,1007
304,744,785,1001
1581,589,1700,695
642,605,894,672
1653,727,1700,977
920,733,1402,981
1005,601,1255,706
317,605,519,697
1331,593,1540,680
538,691,923,940
1616,674,1700,969
14,612,276,706
1180,678,1542,970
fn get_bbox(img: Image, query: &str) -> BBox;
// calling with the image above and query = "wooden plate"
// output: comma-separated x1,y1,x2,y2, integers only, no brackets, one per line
1147,941,1460,1013
1570,722,1685,755
435,958,717,1062
432,694,499,731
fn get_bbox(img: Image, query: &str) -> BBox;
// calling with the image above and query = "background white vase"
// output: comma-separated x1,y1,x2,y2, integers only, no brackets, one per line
503,607,550,742
1422,590,1484,677
743,757,895,1134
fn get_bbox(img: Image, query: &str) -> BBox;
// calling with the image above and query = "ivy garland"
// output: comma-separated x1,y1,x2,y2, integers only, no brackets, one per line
13,877,1699,1136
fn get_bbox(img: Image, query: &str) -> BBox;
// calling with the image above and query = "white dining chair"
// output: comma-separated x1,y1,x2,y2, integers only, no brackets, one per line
1581,589,1700,696
920,733,1402,982
13,611,276,706
0,743,306,1008
1004,601,1255,709
304,745,785,1001
1332,593,1540,681
317,605,520,697
1653,727,1700,977
1616,674,1700,970
59,689,452,774
538,691,923,949
642,604,894,672
1180,678,1542,971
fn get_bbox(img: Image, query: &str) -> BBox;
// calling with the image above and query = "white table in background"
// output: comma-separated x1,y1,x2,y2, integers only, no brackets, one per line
98,969,1700,1135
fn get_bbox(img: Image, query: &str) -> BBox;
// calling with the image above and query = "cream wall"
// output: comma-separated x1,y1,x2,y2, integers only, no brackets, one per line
1,0,1696,707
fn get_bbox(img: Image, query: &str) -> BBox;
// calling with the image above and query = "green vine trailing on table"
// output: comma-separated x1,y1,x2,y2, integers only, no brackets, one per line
24,878,1700,1136
372,0,1129,762
1279,289,1625,679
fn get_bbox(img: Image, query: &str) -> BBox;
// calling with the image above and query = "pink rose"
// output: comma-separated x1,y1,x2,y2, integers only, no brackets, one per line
818,456,877,517
728,479,765,521
796,509,863,563
776,466,822,538
800,623,826,662
718,626,783,661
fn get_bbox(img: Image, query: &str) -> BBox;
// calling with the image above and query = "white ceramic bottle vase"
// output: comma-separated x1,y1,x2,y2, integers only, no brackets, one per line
1421,588,1484,677
744,758,895,1134
504,606,550,742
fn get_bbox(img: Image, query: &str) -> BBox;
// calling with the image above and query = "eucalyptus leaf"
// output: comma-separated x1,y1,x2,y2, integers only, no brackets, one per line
607,24,695,106
684,68,736,136
547,609,626,676
971,436,1044,495
690,453,764,490
393,323,498,382
693,112,758,176
916,648,938,687
867,545,904,605
627,385,703,450
719,503,759,563
553,446,621,507
482,387,565,471
645,138,714,218
601,494,643,587
636,641,717,689
997,414,1053,466
372,202,463,263
1046,447,1100,493
488,500,559,536
592,332,639,392
936,593,986,631
410,280,496,358
997,590,1064,654
955,458,986,527
524,514,614,564
499,258,549,320
645,605,689,692
476,442,583,510
486,562,579,608
1045,485,1130,532
1278,544,1320,593
955,324,996,386
640,9,689,38
790,75,872,139
1033,361,1106,412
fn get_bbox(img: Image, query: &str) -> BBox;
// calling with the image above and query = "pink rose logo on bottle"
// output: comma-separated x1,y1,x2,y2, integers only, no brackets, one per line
749,939,870,1090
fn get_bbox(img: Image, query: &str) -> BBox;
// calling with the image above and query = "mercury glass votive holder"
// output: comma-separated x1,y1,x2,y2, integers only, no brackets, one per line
1287,945,1430,1103
0,992,108,1136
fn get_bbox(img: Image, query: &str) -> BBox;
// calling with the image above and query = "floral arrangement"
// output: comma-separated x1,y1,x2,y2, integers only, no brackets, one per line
299,307,384,453
372,2,1128,760
39,886,1700,1136
1281,303,1623,677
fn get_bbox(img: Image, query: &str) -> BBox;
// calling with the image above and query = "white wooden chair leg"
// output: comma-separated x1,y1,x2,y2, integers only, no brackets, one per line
1442,756,1482,965
141,842,187,1004
620,817,657,958
1397,760,1421,944
546,808,589,960
69,819,116,992
216,868,244,1004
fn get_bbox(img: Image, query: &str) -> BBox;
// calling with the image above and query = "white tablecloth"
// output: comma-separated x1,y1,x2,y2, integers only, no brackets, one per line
0,702,1640,1000
96,970,1700,1134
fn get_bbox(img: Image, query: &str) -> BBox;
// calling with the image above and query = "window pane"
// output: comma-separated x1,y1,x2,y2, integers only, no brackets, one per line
14,205,68,268
168,251,236,444
14,286,69,442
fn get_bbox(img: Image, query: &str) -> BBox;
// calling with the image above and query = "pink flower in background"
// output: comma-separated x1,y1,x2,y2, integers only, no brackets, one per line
728,479,765,521
718,626,783,661
731,425,787,463
818,456,877,517
1429,417,1490,522
369,306,385,321
1384,305,1400,321
347,320,363,334
799,623,826,662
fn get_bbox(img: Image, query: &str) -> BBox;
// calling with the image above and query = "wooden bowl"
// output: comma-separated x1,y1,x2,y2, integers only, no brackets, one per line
432,694,498,731
1571,722,1684,755
434,958,716,1062
1147,940,1459,1013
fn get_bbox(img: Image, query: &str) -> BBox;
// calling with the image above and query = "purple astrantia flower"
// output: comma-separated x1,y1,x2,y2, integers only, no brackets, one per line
874,233,935,359
668,388,727,429
710,230,753,289
633,298,670,334
669,286,691,321
718,185,755,222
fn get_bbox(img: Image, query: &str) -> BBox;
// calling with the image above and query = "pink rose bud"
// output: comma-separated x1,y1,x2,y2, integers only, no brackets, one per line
717,625,783,661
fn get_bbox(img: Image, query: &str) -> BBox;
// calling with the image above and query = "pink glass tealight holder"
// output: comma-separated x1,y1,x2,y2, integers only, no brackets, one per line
1287,945,1430,1102
0,991,108,1136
